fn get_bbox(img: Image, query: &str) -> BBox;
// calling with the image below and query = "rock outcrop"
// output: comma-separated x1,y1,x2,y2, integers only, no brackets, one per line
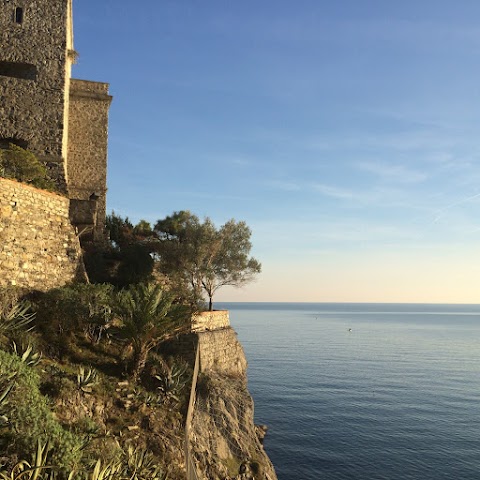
190,327,277,480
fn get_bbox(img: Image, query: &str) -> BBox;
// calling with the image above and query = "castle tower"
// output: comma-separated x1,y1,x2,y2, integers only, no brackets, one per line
67,79,112,238
0,0,75,187
0,0,112,238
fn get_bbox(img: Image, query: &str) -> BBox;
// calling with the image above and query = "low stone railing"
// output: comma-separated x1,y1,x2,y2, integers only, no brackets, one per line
191,310,230,332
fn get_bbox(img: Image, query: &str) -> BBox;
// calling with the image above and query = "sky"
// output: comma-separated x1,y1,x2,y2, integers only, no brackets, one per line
72,0,480,303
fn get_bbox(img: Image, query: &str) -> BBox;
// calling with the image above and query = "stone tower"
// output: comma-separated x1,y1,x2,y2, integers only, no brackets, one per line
0,0,111,237
0,0,75,185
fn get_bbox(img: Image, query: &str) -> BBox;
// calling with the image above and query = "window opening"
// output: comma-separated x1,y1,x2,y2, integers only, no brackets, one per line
0,61,37,80
15,7,24,24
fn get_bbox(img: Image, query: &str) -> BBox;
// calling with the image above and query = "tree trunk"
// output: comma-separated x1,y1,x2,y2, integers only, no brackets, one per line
131,345,149,381
209,297,213,311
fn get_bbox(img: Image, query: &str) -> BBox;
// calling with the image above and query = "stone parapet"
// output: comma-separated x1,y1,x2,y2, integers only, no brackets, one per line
70,78,111,96
0,177,84,291
192,310,230,332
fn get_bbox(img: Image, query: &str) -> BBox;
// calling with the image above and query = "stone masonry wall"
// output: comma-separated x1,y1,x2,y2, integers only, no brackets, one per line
67,79,112,232
0,0,71,167
193,311,247,375
198,328,247,376
192,310,230,332
0,177,83,291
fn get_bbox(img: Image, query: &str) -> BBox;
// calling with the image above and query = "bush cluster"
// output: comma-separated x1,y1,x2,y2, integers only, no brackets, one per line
0,143,58,192
0,284,184,478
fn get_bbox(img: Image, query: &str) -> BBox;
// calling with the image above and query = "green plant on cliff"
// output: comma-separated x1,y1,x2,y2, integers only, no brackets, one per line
0,350,84,473
11,342,42,367
112,283,189,380
0,374,15,427
154,361,190,404
123,445,167,480
0,144,57,191
32,284,115,342
0,293,35,345
0,440,52,480
76,366,98,394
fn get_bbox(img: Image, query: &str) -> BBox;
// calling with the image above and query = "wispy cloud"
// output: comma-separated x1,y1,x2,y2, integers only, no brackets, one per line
430,191,480,225
356,161,427,184
311,183,356,200
265,179,301,191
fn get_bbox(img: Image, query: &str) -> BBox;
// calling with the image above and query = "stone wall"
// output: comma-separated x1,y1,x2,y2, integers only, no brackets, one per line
198,328,247,376
0,177,84,291
192,310,230,332
67,79,112,234
0,0,73,185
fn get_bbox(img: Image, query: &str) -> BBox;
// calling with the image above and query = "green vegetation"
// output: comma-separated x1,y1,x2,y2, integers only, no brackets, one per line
0,292,35,344
84,210,261,311
0,204,261,478
0,144,58,192
0,349,85,472
0,284,189,479
155,211,261,311
113,283,189,380
154,361,190,404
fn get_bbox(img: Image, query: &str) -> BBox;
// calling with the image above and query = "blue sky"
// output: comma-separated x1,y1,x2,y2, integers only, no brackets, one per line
73,1,480,303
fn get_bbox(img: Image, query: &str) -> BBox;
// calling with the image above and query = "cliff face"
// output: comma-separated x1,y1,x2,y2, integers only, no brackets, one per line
189,327,277,480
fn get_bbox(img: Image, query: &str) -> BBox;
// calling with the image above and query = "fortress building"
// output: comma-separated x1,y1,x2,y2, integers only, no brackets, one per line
0,0,111,237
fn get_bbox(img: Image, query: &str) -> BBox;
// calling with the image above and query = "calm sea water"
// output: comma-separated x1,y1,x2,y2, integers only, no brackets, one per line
216,302,480,480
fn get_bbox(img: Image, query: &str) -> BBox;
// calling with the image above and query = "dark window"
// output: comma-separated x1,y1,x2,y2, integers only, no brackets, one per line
15,7,24,24
0,61,37,80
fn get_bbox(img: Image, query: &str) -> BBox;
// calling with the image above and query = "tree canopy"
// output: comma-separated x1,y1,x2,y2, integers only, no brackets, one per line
154,211,261,311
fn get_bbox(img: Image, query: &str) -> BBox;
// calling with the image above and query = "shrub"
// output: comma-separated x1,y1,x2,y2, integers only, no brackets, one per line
32,284,114,339
0,350,84,472
0,144,58,192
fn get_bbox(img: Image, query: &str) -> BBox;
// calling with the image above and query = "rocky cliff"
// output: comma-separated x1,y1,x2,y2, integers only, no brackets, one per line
189,327,277,480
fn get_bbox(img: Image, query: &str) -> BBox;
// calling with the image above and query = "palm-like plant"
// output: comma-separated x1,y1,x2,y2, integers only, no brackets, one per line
113,283,188,380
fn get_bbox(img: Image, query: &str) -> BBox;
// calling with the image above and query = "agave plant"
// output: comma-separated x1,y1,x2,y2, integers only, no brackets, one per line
85,459,122,480
123,446,167,480
0,298,35,342
154,362,190,404
0,441,51,480
77,367,98,394
11,342,42,367
0,381,13,427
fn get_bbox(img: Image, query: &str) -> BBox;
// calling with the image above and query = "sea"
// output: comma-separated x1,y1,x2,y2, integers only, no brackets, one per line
215,302,480,480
